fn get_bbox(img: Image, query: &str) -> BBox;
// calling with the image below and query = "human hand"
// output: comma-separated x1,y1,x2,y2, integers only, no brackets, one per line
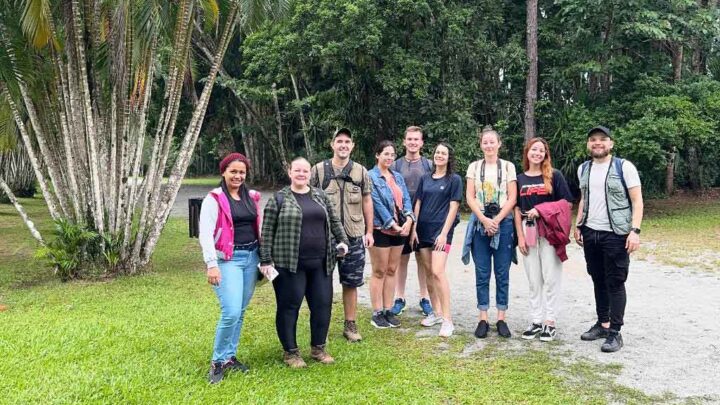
481,217,498,234
410,231,419,247
574,228,583,247
626,232,640,254
400,221,413,236
518,236,529,256
434,233,447,252
526,208,539,220
364,232,374,248
207,266,221,286
336,242,349,257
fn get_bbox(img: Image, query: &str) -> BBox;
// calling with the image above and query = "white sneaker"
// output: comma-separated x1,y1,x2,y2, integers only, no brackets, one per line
439,320,455,337
420,313,443,327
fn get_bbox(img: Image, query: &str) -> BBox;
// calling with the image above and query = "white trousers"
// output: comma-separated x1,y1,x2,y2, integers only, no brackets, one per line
523,234,563,324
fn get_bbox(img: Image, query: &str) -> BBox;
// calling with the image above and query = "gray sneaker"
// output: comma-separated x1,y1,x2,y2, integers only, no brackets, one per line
600,330,624,352
371,311,391,329
208,361,224,384
581,322,609,341
384,310,400,328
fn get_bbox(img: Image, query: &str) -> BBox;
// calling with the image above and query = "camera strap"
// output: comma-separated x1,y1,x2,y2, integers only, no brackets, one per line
479,159,503,186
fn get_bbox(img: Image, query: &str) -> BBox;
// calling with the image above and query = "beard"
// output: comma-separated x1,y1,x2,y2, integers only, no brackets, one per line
591,148,610,158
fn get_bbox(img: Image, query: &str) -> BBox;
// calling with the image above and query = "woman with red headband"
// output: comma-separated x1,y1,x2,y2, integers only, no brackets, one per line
199,152,262,384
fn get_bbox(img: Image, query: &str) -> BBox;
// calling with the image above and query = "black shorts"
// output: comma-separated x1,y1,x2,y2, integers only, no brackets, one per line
337,237,366,288
373,229,406,248
401,236,419,255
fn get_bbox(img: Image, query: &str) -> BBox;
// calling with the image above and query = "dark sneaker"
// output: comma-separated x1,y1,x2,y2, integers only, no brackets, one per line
581,322,609,341
390,298,406,315
343,320,362,342
474,320,490,339
539,325,556,342
371,311,391,329
419,298,433,316
497,320,512,338
384,310,400,328
223,356,249,373
208,361,224,384
521,323,543,340
601,330,624,353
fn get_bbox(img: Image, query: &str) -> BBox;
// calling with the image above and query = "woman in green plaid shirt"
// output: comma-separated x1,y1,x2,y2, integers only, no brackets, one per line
260,158,349,368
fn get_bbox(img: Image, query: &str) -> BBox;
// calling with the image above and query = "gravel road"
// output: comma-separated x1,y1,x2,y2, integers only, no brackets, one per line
173,187,720,401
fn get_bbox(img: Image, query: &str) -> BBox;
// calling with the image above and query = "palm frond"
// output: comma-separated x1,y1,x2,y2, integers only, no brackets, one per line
199,0,220,33
0,98,18,152
21,0,52,48
237,0,290,34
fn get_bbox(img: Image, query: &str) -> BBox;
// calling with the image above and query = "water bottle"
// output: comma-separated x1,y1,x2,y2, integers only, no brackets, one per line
525,218,537,247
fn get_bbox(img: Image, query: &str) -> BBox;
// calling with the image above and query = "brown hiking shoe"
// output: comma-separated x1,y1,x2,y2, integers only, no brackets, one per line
310,345,335,364
343,320,362,342
283,350,307,368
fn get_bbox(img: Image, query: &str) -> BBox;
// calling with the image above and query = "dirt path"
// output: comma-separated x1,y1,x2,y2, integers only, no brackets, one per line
350,221,720,401
173,188,720,400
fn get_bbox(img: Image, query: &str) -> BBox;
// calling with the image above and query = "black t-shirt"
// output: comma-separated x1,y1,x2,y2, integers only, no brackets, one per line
293,191,327,259
516,169,573,213
225,191,257,245
415,173,463,243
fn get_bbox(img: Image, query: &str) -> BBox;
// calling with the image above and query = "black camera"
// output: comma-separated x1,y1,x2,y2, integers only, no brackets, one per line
484,202,500,218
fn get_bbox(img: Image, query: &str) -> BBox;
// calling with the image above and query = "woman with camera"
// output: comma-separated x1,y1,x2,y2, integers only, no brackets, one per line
465,126,517,339
514,138,573,342
367,140,415,329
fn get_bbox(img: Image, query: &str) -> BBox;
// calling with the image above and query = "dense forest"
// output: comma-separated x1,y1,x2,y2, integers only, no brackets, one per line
187,0,720,196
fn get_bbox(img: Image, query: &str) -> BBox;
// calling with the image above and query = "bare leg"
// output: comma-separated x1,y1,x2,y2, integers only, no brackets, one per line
418,248,441,316
431,250,451,322
369,247,390,311
394,254,410,299
383,246,404,309
343,286,357,321
415,251,430,300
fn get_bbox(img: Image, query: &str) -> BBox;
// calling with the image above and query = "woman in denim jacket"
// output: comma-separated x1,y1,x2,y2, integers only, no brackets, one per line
367,140,415,329
199,153,262,384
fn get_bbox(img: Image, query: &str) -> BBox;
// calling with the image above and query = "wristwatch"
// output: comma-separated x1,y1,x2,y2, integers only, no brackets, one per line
631,228,641,235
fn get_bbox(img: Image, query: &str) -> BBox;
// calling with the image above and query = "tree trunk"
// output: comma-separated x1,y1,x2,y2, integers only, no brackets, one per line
271,83,290,170
289,70,314,161
672,44,683,82
686,145,701,191
0,176,45,245
524,0,538,141
665,147,676,195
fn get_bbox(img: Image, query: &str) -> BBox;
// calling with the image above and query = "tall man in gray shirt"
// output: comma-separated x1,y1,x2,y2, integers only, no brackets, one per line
389,126,434,317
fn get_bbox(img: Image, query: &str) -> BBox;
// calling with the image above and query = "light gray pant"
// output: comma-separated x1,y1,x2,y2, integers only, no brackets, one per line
523,234,563,324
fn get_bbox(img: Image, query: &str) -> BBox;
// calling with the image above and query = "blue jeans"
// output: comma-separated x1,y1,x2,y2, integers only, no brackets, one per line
211,248,259,363
471,217,514,311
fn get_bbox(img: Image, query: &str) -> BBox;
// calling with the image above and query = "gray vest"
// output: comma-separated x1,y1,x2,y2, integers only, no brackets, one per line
578,157,632,235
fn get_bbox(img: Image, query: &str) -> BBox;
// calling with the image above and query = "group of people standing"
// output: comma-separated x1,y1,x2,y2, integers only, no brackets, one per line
198,124,644,384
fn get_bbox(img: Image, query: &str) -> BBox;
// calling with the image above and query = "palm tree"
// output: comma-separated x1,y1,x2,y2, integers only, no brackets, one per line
0,0,287,274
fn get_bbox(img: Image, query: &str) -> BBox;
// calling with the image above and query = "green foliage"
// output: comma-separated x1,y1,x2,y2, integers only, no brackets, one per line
35,219,104,281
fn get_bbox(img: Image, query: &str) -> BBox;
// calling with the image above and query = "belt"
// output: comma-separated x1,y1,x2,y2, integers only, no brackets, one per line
233,240,258,251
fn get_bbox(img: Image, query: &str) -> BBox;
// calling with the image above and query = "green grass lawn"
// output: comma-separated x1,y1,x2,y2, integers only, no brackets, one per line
0,197,672,404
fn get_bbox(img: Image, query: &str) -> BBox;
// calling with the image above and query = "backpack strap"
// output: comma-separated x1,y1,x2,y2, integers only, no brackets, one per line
320,159,333,190
274,191,285,211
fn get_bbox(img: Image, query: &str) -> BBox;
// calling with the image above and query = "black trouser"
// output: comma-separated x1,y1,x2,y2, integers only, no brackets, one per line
273,257,332,351
581,227,630,331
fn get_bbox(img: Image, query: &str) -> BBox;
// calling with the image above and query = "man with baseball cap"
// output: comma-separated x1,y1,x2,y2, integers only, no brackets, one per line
310,128,374,342
574,125,644,352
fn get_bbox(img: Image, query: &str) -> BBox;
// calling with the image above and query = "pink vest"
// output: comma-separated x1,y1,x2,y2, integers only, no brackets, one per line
209,187,262,260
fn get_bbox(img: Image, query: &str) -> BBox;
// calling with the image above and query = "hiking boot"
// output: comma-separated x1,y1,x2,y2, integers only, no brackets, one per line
343,320,362,342
439,320,455,337
310,345,335,364
521,323,543,340
600,330,624,353
497,320,512,338
474,320,489,339
539,325,557,342
390,298,406,315
581,322,609,341
384,310,400,328
208,361,224,384
283,349,307,368
419,298,433,316
420,313,443,327
223,356,249,373
371,311,391,329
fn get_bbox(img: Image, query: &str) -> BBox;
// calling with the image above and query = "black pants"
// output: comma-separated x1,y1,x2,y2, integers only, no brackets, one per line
581,227,630,331
273,257,332,351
